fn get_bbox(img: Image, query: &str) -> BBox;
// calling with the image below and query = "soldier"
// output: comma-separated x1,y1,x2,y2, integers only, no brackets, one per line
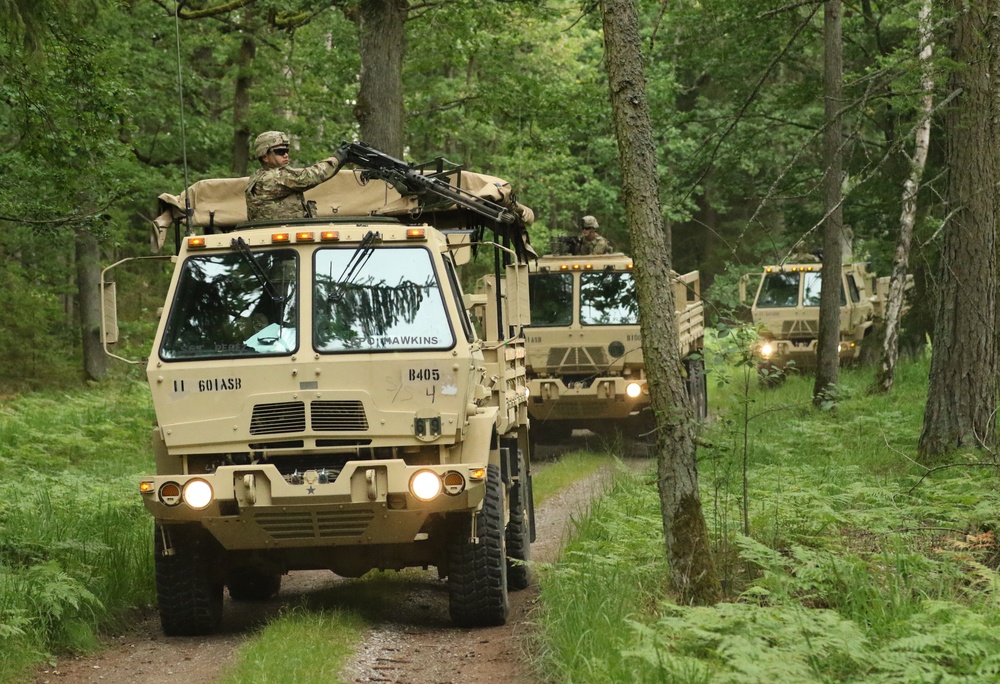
245,131,350,222
579,215,613,255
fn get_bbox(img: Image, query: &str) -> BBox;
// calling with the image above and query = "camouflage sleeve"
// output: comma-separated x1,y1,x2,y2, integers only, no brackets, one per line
273,159,342,192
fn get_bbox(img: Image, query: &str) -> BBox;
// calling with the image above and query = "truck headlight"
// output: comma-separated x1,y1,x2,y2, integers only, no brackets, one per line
410,470,442,501
183,479,214,509
626,382,643,398
760,342,774,358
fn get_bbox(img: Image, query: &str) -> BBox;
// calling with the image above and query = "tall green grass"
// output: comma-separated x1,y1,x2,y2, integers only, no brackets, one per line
534,353,1000,682
0,383,156,682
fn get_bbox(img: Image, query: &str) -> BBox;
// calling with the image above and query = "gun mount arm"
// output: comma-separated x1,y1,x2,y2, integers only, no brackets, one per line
344,142,533,262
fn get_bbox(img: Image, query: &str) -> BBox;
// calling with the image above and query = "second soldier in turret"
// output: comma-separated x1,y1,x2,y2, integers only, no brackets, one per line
579,215,613,255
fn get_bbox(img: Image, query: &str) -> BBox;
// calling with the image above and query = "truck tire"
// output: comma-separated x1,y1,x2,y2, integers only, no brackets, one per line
227,569,282,602
506,451,532,591
448,464,509,627
154,524,223,636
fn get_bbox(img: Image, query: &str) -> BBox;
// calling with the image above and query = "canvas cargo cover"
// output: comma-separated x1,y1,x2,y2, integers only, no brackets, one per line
152,168,534,252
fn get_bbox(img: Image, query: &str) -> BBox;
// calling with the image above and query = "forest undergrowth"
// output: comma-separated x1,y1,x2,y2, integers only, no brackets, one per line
534,350,1000,683
0,381,157,681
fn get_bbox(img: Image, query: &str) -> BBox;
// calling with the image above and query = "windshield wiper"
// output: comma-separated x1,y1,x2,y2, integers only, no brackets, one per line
232,237,286,305
329,230,380,303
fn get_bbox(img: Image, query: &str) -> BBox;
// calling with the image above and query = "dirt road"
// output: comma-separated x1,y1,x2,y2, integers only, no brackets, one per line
36,462,615,684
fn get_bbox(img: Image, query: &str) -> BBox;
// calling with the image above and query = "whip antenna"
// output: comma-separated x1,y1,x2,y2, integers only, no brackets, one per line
173,1,192,249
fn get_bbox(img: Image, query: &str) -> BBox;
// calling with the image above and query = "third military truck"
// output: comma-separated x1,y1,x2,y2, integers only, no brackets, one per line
102,145,535,634
741,257,903,370
524,248,707,443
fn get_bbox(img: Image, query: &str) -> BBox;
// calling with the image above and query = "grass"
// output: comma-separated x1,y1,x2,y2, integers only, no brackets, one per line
532,450,610,506
0,382,157,682
533,351,1000,683
0,379,609,682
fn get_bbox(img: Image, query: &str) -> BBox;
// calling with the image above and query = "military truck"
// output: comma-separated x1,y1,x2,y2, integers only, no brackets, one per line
740,258,902,369
524,250,707,443
101,147,536,634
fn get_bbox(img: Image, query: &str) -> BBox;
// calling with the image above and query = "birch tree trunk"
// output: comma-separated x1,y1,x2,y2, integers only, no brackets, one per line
873,0,933,394
918,0,1000,458
600,0,720,605
814,0,845,406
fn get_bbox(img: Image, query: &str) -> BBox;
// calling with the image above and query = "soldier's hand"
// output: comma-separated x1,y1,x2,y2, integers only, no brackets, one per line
332,143,352,165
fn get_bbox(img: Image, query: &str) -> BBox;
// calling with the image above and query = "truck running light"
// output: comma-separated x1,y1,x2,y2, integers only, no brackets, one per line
626,382,642,398
139,480,154,493
187,237,206,249
469,467,487,481
183,479,213,509
406,228,426,239
271,233,290,243
295,232,315,242
410,470,442,501
320,231,340,241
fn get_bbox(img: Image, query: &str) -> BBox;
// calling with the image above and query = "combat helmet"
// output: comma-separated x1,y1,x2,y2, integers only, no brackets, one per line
581,215,599,230
252,131,290,159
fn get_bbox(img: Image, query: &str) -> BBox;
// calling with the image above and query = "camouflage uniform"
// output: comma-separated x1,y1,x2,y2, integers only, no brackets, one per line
579,233,613,255
245,130,347,222
245,161,343,221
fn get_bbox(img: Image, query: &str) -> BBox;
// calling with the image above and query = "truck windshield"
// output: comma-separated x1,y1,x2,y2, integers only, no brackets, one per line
756,272,799,308
580,272,638,325
160,249,298,360
802,272,846,306
528,273,573,326
313,246,455,353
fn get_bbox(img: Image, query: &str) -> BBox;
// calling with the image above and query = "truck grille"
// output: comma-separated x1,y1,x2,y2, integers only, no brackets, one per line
250,402,306,435
312,400,369,431
546,346,609,372
248,400,370,436
253,509,374,540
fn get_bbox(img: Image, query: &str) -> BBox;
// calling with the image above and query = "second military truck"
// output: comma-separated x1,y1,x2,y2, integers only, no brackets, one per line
524,249,706,443
103,147,536,634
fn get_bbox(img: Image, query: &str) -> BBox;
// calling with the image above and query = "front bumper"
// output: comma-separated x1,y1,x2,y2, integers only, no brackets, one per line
140,460,487,550
526,376,648,422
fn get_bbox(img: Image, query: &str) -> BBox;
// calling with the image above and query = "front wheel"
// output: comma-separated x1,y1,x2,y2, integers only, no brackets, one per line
154,524,223,636
447,465,509,627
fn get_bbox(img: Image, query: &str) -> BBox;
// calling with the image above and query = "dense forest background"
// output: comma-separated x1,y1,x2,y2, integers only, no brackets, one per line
1,0,941,389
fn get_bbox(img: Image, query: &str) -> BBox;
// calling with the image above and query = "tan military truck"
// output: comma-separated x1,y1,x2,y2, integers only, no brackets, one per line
740,258,901,369
101,147,536,634
524,250,706,443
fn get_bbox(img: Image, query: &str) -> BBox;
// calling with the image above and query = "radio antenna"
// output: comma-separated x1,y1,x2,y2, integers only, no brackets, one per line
173,1,192,249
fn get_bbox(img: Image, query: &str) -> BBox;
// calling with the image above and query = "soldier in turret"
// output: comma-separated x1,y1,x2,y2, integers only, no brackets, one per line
245,131,350,221
579,215,613,255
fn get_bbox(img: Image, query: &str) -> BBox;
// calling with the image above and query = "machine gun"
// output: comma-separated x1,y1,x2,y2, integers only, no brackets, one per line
551,235,582,256
344,141,518,226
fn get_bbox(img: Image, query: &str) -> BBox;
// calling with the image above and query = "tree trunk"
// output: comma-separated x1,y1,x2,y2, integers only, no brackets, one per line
814,0,845,406
356,0,407,156
918,0,1000,458
600,0,721,605
231,28,256,176
75,228,107,382
873,0,933,394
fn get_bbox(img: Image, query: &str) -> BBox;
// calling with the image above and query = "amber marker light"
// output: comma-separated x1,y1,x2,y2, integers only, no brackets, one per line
320,231,340,242
469,467,487,481
572,263,582,270
584,263,594,270
627,263,634,269
559,264,570,271
295,231,315,242
406,228,426,239
187,237,206,249
271,232,290,243
139,480,154,493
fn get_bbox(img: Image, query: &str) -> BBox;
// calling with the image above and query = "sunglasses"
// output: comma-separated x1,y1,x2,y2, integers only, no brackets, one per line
270,148,289,156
